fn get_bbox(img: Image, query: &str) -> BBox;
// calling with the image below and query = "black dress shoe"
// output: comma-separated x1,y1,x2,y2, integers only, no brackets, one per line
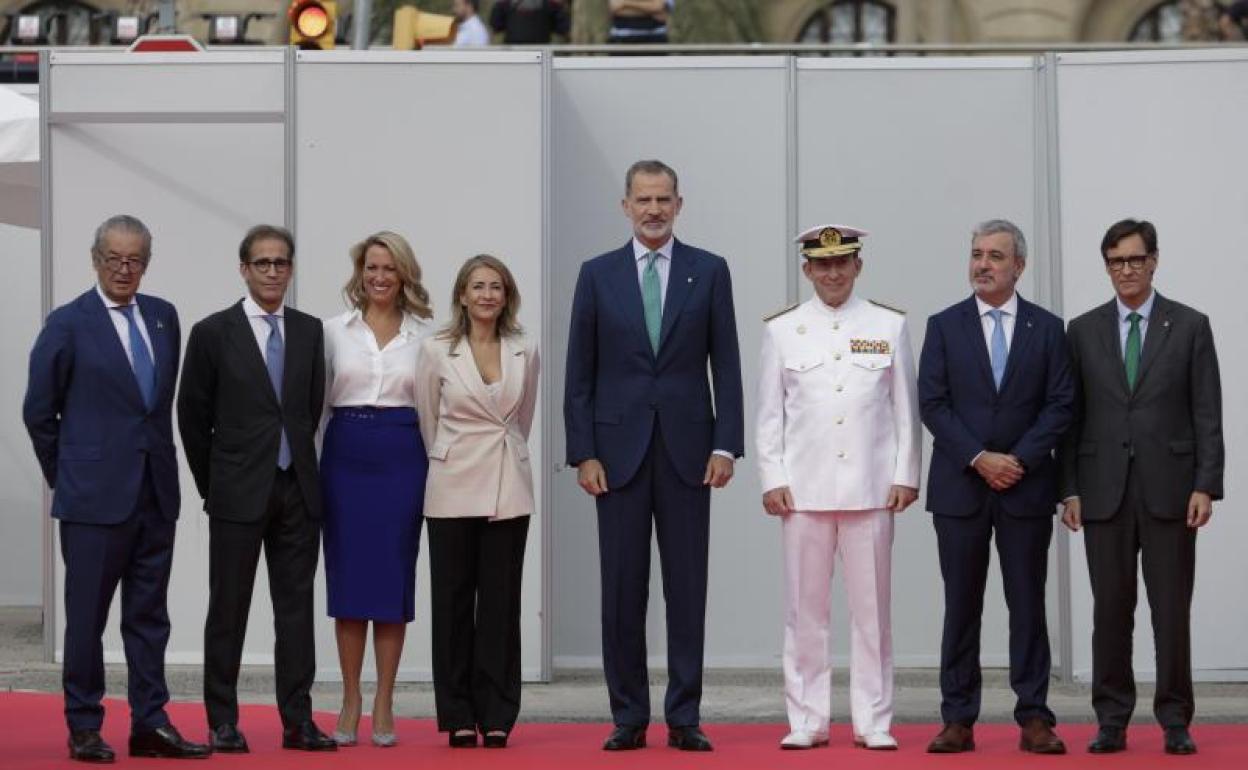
68,730,115,763
602,724,646,751
129,724,211,759
209,723,249,753
482,730,509,749
449,728,478,748
1087,725,1127,753
1164,727,1197,755
668,725,713,752
281,720,338,751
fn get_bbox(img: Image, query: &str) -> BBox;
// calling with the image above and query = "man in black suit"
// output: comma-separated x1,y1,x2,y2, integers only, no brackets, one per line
177,225,333,753
24,215,209,762
1060,218,1223,756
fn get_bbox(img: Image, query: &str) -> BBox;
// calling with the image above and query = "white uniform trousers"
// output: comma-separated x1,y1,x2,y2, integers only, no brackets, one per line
782,508,894,737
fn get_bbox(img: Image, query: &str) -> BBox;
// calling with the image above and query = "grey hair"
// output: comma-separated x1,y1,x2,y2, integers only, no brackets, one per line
972,218,1027,260
91,214,152,265
625,159,679,196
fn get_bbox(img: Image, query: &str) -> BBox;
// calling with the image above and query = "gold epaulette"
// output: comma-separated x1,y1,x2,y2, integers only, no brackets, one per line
868,299,905,315
763,302,800,322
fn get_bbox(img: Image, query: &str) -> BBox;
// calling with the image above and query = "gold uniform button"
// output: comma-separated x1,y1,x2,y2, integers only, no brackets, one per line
836,417,844,425
837,451,846,459
833,322,840,330
834,353,842,361
835,385,843,392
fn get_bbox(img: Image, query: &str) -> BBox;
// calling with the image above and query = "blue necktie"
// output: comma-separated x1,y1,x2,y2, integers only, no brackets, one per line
642,251,662,353
988,308,1008,390
262,314,292,469
117,305,155,410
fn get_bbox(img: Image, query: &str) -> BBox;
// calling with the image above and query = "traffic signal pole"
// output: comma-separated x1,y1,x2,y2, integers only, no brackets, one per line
352,0,371,49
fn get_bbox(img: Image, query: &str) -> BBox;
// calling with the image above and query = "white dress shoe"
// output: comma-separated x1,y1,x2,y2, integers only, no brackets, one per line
780,730,829,750
854,732,899,750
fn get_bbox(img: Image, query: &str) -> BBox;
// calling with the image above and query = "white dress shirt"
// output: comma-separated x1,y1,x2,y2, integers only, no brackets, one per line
975,291,1018,352
97,284,154,368
454,14,490,46
1117,289,1155,356
632,236,673,312
242,295,284,357
324,309,432,407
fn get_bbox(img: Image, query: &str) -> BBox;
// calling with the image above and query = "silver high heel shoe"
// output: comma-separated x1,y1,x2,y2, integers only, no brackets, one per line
371,730,397,748
332,728,357,747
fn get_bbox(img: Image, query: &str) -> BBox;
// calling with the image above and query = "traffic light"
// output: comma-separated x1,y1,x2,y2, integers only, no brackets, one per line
288,0,336,50
391,5,457,50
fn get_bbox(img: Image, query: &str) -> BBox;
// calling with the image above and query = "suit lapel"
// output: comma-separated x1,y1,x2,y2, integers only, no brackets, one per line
959,297,996,391
610,244,653,359
658,240,695,354
447,339,504,422
999,297,1037,392
1135,293,1172,392
226,301,279,405
82,290,146,411
496,336,527,420
1094,300,1131,396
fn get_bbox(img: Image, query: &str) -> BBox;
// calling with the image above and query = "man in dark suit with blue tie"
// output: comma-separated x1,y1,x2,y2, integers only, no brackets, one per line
178,225,333,754
23,215,209,762
918,219,1073,755
565,160,744,752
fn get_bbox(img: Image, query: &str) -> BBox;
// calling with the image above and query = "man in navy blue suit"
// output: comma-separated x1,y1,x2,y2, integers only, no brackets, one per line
918,219,1073,755
565,159,744,752
23,215,209,762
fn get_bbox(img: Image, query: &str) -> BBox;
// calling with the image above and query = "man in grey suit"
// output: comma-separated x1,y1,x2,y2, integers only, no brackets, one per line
1059,218,1223,756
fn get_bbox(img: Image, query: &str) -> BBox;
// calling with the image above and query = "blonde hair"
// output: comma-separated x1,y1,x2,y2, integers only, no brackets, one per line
439,254,523,346
342,231,433,319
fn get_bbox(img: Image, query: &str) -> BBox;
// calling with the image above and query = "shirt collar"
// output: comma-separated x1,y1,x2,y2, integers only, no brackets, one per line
809,292,862,319
96,284,131,310
633,237,674,263
1116,290,1155,323
345,307,427,339
243,295,284,318
976,292,1018,318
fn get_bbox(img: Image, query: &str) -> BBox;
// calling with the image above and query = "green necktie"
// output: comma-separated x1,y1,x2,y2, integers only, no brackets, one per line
642,251,662,353
1125,311,1142,391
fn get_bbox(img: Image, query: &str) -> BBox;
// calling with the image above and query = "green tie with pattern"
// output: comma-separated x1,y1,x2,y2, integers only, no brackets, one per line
642,251,662,353
1125,311,1142,391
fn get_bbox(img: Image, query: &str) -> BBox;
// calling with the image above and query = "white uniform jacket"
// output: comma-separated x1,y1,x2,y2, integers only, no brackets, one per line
416,333,540,520
756,295,921,511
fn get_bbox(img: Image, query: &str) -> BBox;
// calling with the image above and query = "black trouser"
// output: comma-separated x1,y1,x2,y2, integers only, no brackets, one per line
933,496,1056,727
427,515,530,733
204,469,320,729
1084,465,1197,728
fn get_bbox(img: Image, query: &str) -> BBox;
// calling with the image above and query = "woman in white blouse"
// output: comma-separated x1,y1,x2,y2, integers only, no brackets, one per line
416,254,539,749
321,232,433,747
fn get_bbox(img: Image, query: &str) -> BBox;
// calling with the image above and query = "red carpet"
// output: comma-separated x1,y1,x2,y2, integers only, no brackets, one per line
4,691,1245,769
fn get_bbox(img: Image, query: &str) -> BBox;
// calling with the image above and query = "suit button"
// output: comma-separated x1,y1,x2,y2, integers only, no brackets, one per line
1121,441,1129,448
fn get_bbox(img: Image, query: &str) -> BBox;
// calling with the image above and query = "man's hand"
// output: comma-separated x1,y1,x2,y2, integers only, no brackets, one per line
577,458,608,497
703,454,734,488
886,485,918,513
1187,491,1213,528
762,486,794,516
973,451,1024,491
1061,497,1082,531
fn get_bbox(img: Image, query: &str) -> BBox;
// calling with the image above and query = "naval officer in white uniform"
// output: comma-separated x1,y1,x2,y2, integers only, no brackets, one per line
756,225,921,751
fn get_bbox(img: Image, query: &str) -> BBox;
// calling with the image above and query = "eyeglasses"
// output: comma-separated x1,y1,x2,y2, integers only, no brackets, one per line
1104,255,1152,272
102,255,147,273
245,258,293,273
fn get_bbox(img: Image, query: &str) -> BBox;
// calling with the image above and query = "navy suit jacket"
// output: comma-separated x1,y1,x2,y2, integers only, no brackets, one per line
564,238,744,489
919,294,1073,518
23,288,181,524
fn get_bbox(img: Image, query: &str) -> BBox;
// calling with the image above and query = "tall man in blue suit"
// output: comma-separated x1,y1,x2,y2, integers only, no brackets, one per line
23,215,210,762
918,219,1073,755
565,160,744,752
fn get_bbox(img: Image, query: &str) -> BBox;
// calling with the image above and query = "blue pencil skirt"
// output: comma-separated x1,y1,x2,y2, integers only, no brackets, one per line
321,406,427,623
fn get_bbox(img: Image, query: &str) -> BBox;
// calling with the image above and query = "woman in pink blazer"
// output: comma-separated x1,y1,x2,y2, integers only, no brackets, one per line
416,254,540,749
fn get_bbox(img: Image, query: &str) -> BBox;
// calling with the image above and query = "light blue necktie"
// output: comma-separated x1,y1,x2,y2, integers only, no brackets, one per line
262,314,292,470
988,308,1008,390
642,251,662,353
116,304,155,410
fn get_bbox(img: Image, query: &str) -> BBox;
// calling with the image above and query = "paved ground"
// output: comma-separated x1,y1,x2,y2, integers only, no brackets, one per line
4,606,1246,726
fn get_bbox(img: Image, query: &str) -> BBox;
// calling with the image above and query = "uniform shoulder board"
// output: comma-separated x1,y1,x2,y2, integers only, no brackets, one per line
763,302,800,323
868,299,905,315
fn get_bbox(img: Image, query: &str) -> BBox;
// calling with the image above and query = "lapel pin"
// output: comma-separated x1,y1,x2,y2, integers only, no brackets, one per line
155,320,163,330
1027,320,1033,328
687,276,694,283
1164,320,1171,328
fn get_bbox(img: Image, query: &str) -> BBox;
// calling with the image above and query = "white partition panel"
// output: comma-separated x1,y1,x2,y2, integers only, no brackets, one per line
46,51,287,665
1057,49,1248,680
797,57,1054,669
295,51,548,681
550,58,791,670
